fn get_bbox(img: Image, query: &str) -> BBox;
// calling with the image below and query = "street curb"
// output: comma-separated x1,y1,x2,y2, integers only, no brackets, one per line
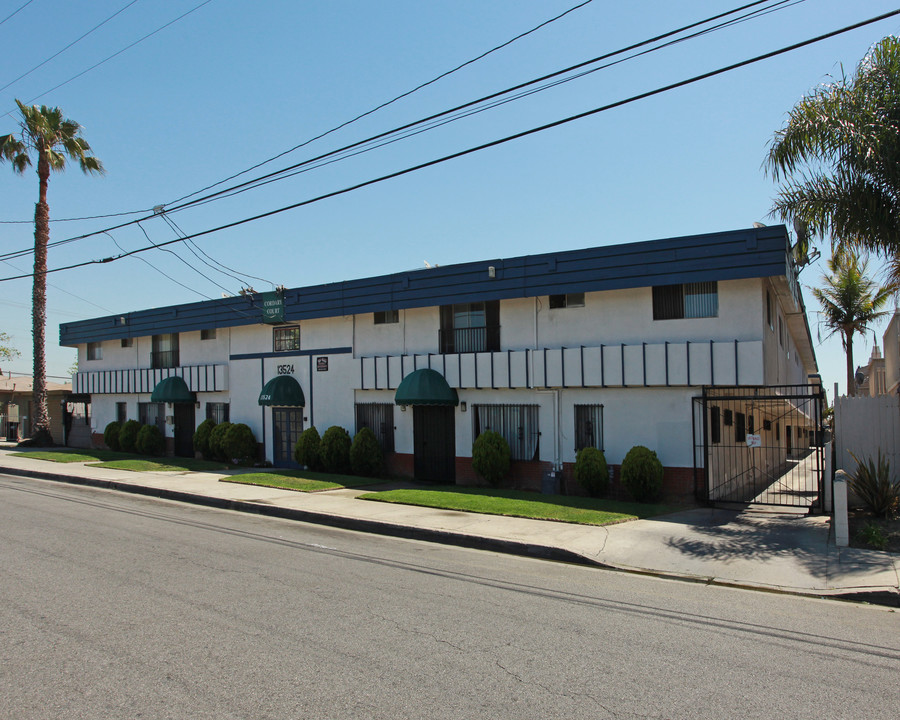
5,465,899,607
1,465,595,568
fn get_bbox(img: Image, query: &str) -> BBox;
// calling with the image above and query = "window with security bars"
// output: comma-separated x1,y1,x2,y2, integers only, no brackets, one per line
274,326,300,352
206,402,230,424
574,404,603,451
138,402,166,433
652,282,718,320
355,402,395,453
709,405,721,444
116,402,127,425
473,404,539,461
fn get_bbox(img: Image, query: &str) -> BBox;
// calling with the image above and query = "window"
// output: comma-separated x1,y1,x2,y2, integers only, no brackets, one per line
473,404,539,461
748,415,755,434
710,406,721,444
206,402,230,424
767,290,773,330
439,301,500,353
116,402,127,425
549,292,585,309
355,402,395,453
735,412,746,443
139,402,166,433
274,326,300,352
151,333,179,369
723,409,733,427
574,404,603,451
374,310,399,324
87,342,102,361
652,282,718,320
121,337,133,348
778,316,784,348
201,328,217,340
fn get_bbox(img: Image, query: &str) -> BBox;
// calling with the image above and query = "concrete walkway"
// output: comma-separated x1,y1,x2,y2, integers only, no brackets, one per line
1,446,897,604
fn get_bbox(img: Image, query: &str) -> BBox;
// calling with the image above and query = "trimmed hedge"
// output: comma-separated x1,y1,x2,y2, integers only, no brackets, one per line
620,445,664,503
320,425,351,474
224,423,258,464
294,426,321,470
136,423,165,456
103,421,121,451
118,420,142,454
574,447,608,497
350,427,383,477
193,418,216,459
472,430,510,487
209,421,232,462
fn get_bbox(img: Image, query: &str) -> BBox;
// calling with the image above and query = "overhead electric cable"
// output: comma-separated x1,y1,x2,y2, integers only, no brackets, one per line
168,0,598,206
2,6,894,284
2,0,215,119
0,1,35,28
0,0,143,94
0,0,788,245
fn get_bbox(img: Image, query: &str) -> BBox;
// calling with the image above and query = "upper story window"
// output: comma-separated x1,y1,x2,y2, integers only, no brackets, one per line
87,342,102,361
652,281,718,320
274,326,300,352
439,301,500,353
374,310,399,324
549,292,585,309
121,337,133,348
767,290,774,330
201,328,216,340
151,333,179,369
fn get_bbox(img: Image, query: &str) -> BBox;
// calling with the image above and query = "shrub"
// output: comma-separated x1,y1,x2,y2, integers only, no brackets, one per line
136,423,165,456
574,447,608,497
224,423,258,464
620,445,664,503
320,425,352,474
193,418,216,459
848,450,900,517
118,420,142,454
856,520,888,550
294,426,321,470
350,427,383,477
472,430,510,487
103,421,121,451
209,421,232,462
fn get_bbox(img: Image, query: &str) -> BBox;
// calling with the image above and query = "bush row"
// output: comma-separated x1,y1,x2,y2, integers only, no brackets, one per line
294,425,384,477
573,444,664,502
103,419,165,456
193,419,258,464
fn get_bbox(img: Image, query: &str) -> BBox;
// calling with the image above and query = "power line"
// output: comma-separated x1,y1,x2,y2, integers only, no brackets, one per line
1,0,216,120
3,6,894,284
168,0,598,206
0,1,35,28
0,0,791,251
0,0,143,94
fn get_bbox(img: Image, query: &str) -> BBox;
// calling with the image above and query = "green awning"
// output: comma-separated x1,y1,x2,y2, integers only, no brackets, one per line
150,376,195,403
394,368,459,407
258,375,306,406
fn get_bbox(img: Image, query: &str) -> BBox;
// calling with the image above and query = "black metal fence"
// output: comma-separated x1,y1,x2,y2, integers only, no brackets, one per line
693,384,825,510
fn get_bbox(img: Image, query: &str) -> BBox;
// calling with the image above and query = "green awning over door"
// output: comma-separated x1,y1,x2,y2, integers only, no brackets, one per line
258,375,306,406
394,368,459,406
150,376,195,403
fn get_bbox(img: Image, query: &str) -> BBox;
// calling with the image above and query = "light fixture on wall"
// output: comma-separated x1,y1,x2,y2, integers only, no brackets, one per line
460,401,467,412
400,405,407,412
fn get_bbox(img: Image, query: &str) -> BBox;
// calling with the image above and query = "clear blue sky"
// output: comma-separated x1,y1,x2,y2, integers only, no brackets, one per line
2,0,899,401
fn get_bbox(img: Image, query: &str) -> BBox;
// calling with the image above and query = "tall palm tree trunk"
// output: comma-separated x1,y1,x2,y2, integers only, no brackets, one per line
844,329,855,397
30,151,53,445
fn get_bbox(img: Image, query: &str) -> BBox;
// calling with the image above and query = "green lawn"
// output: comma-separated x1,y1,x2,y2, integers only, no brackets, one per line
357,486,678,526
223,469,389,493
13,448,230,472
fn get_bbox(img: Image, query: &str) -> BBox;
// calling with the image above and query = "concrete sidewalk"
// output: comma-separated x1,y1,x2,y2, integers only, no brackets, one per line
1,446,897,604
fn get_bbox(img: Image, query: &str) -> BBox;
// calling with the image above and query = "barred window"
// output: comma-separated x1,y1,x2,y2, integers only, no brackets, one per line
355,402,395,453
274,326,300,352
116,402,127,425
710,405,721,444
473,404,539,461
138,402,165,433
652,282,718,320
574,404,603,451
206,402,230,424
735,412,746,443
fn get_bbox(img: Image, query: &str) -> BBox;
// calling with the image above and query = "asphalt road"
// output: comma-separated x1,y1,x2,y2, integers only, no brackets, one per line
1,474,898,720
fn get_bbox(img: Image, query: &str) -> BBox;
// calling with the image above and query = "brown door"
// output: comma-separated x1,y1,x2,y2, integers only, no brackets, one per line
173,403,194,457
413,405,455,483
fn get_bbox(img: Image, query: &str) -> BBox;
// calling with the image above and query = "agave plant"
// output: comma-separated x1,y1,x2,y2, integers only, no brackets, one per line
848,450,900,517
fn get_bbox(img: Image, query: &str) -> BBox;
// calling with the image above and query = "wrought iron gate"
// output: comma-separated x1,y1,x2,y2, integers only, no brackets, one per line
692,384,825,510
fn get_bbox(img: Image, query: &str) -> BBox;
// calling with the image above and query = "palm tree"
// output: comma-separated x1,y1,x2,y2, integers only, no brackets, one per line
812,252,896,396
765,35,900,257
1,100,103,445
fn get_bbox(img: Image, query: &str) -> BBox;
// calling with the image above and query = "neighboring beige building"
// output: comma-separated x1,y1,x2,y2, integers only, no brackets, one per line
0,373,72,443
855,345,886,397
882,310,900,395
